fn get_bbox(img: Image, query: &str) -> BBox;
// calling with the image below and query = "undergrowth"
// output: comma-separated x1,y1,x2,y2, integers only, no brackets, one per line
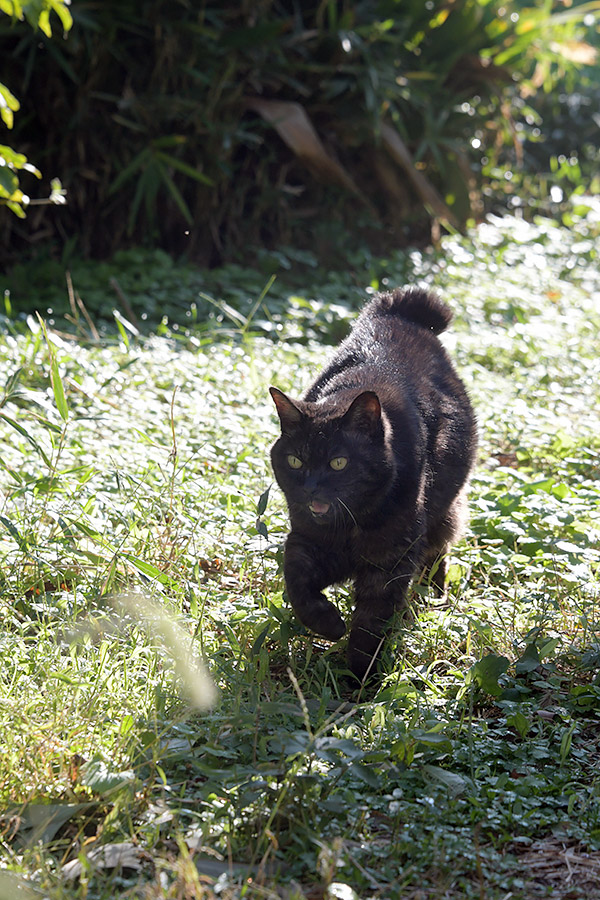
1,207,600,899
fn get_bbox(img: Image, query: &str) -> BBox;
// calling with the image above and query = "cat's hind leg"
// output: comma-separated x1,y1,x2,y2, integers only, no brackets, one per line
420,488,469,596
347,561,414,681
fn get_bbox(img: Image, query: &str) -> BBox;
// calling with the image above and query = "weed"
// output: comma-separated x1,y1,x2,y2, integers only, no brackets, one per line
1,211,600,898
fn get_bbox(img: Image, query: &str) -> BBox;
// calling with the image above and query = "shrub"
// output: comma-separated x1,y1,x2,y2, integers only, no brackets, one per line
0,0,597,265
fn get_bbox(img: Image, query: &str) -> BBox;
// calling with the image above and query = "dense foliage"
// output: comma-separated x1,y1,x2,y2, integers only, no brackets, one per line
1,0,599,266
0,0,72,216
1,210,599,898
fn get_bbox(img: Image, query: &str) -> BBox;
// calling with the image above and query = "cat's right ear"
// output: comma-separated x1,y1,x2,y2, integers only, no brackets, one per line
342,391,382,433
270,387,303,433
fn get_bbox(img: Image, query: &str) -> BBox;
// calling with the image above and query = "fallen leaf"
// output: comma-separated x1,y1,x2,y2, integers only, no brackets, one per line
62,842,145,880
380,123,460,228
246,97,369,206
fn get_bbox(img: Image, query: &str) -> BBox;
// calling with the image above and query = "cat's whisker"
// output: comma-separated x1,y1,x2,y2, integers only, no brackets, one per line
337,497,358,528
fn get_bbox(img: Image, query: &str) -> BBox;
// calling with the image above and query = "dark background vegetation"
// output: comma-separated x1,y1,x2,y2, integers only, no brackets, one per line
1,0,599,282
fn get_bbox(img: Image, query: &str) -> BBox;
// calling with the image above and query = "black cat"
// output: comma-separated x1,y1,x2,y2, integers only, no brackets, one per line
270,287,477,682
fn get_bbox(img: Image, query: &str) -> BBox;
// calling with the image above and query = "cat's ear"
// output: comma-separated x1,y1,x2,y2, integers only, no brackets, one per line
342,391,382,433
270,387,303,433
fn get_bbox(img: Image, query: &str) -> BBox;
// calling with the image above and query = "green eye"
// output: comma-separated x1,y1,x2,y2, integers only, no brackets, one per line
287,455,303,469
330,456,348,471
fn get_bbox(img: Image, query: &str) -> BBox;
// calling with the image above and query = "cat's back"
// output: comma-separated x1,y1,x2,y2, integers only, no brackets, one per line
304,287,455,403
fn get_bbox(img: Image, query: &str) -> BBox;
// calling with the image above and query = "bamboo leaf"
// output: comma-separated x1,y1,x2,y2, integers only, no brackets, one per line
108,148,150,196
50,353,68,421
156,162,194,226
37,314,68,421
154,151,213,185
121,553,173,586
0,412,52,466
0,514,28,550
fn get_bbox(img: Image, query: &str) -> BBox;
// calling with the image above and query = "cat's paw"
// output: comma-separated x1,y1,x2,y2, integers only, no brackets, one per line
310,599,346,642
347,646,377,683
347,630,384,683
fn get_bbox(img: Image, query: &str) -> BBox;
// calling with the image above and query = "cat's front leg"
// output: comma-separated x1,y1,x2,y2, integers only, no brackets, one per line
347,561,414,681
284,532,347,641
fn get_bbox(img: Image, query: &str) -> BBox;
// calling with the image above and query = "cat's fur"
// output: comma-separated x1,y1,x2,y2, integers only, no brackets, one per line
270,287,477,681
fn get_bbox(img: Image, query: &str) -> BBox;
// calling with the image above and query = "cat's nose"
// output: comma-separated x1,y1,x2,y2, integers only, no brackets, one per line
303,475,319,494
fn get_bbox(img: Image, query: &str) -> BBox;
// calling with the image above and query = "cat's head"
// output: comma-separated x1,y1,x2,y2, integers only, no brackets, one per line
269,387,395,528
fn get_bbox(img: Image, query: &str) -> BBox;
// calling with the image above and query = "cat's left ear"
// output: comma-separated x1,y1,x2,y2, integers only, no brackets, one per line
342,391,382,433
270,387,303,433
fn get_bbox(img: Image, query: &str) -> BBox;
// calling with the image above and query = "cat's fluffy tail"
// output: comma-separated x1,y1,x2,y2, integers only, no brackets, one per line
377,287,452,335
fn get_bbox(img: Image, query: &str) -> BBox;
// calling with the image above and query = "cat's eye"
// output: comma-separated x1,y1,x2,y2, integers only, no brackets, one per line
287,454,303,469
329,456,348,471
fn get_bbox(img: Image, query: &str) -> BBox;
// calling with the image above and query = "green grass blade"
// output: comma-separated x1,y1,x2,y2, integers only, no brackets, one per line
49,353,68,422
0,412,52,467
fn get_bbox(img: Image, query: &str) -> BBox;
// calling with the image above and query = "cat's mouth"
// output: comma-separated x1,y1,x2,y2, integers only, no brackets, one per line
308,500,331,518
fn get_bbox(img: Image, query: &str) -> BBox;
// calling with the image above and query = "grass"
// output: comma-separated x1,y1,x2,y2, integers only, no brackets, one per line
1,203,600,898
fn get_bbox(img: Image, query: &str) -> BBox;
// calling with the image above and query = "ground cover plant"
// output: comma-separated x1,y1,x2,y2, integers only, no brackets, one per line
1,205,600,898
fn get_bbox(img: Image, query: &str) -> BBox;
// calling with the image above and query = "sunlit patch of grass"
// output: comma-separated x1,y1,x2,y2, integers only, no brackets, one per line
1,210,600,898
